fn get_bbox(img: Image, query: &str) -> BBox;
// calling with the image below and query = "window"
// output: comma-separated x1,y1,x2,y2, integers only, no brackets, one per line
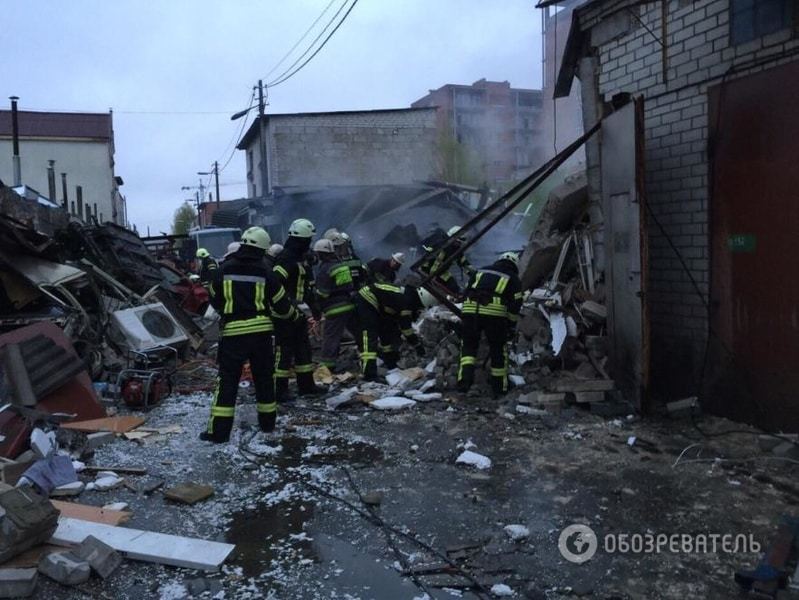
731,0,794,45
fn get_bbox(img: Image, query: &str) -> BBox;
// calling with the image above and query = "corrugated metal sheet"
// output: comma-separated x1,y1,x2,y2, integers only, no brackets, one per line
0,110,112,140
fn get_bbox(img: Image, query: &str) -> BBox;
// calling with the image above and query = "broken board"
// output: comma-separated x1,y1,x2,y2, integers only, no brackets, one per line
50,500,131,526
61,416,145,434
163,483,214,505
50,517,235,571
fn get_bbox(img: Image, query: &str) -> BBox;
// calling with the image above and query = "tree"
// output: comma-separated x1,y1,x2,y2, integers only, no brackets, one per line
172,202,197,235
435,130,485,187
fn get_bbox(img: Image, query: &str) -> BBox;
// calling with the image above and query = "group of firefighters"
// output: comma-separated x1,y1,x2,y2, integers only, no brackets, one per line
195,219,523,443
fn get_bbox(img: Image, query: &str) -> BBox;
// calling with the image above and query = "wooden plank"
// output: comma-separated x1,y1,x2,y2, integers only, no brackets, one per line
50,501,131,526
50,517,235,571
81,466,147,476
61,416,145,433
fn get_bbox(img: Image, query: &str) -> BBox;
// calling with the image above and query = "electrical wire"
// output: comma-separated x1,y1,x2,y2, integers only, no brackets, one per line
265,0,350,87
263,0,339,81
267,0,360,88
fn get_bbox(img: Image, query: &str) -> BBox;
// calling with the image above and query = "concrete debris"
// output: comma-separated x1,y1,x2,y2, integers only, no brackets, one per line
29,429,56,459
0,487,60,563
50,481,85,497
503,524,530,541
0,568,37,598
455,450,492,470
86,432,115,452
164,483,214,505
37,551,90,586
102,502,129,511
666,396,700,418
326,387,360,410
72,535,122,579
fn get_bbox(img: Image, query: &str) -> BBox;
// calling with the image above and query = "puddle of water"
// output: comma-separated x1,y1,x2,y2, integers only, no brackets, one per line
226,500,316,577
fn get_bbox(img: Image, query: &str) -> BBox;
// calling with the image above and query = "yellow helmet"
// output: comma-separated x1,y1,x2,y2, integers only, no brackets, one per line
196,248,210,259
240,227,271,250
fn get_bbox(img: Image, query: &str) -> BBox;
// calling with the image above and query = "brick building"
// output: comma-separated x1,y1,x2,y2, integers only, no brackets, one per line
543,0,799,429
236,107,438,196
411,79,546,184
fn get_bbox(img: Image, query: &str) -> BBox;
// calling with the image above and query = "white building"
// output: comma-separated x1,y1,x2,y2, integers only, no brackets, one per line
0,110,126,225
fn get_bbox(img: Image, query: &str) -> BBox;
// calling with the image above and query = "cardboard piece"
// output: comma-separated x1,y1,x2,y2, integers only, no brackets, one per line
50,501,131,526
61,416,145,434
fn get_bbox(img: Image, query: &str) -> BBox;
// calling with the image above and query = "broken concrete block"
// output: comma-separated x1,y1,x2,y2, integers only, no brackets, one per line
0,568,37,597
0,487,60,563
30,429,56,459
164,483,214,505
73,535,122,579
361,491,383,506
325,387,359,410
574,391,605,404
38,551,90,585
86,432,115,451
536,392,566,405
50,481,85,497
90,475,123,491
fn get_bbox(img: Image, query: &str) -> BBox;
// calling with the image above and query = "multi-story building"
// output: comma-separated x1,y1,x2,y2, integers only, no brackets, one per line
0,109,126,225
543,0,799,429
411,79,546,185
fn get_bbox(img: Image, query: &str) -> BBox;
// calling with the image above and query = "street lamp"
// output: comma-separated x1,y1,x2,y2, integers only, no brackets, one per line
231,80,268,199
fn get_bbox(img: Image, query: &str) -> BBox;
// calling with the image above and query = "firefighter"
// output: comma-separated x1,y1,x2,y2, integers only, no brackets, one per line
355,281,425,381
200,227,298,443
366,252,404,284
457,252,523,398
418,226,474,295
272,219,325,402
196,248,219,286
314,238,360,371
332,231,368,289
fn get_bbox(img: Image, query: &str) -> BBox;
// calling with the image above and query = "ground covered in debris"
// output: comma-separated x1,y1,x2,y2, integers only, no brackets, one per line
40,379,799,600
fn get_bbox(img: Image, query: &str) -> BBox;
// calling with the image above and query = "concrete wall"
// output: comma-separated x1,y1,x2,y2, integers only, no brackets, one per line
574,0,799,396
0,138,121,224
243,109,438,195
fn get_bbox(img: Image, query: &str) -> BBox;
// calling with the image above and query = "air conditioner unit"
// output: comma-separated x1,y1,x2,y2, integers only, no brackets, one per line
109,302,189,351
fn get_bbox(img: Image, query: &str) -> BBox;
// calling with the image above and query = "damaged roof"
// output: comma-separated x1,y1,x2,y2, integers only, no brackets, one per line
0,110,113,141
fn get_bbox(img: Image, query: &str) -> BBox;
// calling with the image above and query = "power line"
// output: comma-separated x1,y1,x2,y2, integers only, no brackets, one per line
263,0,339,81
267,0,359,88
218,104,254,175
214,90,256,168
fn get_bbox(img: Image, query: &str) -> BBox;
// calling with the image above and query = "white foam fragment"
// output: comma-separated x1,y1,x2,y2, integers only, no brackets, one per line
326,387,359,410
490,583,514,596
424,358,437,374
455,450,491,470
385,370,408,388
503,524,530,541
93,475,123,491
370,397,417,411
419,379,436,392
103,502,129,511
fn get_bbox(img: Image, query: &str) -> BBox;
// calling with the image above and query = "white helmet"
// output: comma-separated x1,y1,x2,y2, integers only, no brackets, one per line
329,232,346,246
267,243,284,257
240,227,271,250
313,239,336,254
391,252,405,265
417,287,438,308
289,218,316,238
340,232,351,242
322,228,340,241
447,226,462,237
224,242,240,258
499,251,520,266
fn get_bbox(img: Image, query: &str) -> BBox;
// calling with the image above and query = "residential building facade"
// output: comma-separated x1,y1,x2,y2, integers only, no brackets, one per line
236,107,438,196
411,79,546,185
0,110,126,225
546,0,799,429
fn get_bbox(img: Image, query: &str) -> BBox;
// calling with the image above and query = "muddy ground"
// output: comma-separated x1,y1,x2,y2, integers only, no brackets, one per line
38,377,799,600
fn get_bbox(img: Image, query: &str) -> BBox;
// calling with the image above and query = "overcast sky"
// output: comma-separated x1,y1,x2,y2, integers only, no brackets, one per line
4,1,543,234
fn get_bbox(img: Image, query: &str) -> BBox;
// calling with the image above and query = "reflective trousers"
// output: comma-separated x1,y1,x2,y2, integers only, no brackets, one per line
457,314,509,396
355,297,400,380
205,332,276,441
274,317,315,397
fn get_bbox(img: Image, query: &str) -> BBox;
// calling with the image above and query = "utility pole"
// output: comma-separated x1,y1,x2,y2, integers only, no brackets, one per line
214,161,220,206
9,96,21,186
257,79,269,198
